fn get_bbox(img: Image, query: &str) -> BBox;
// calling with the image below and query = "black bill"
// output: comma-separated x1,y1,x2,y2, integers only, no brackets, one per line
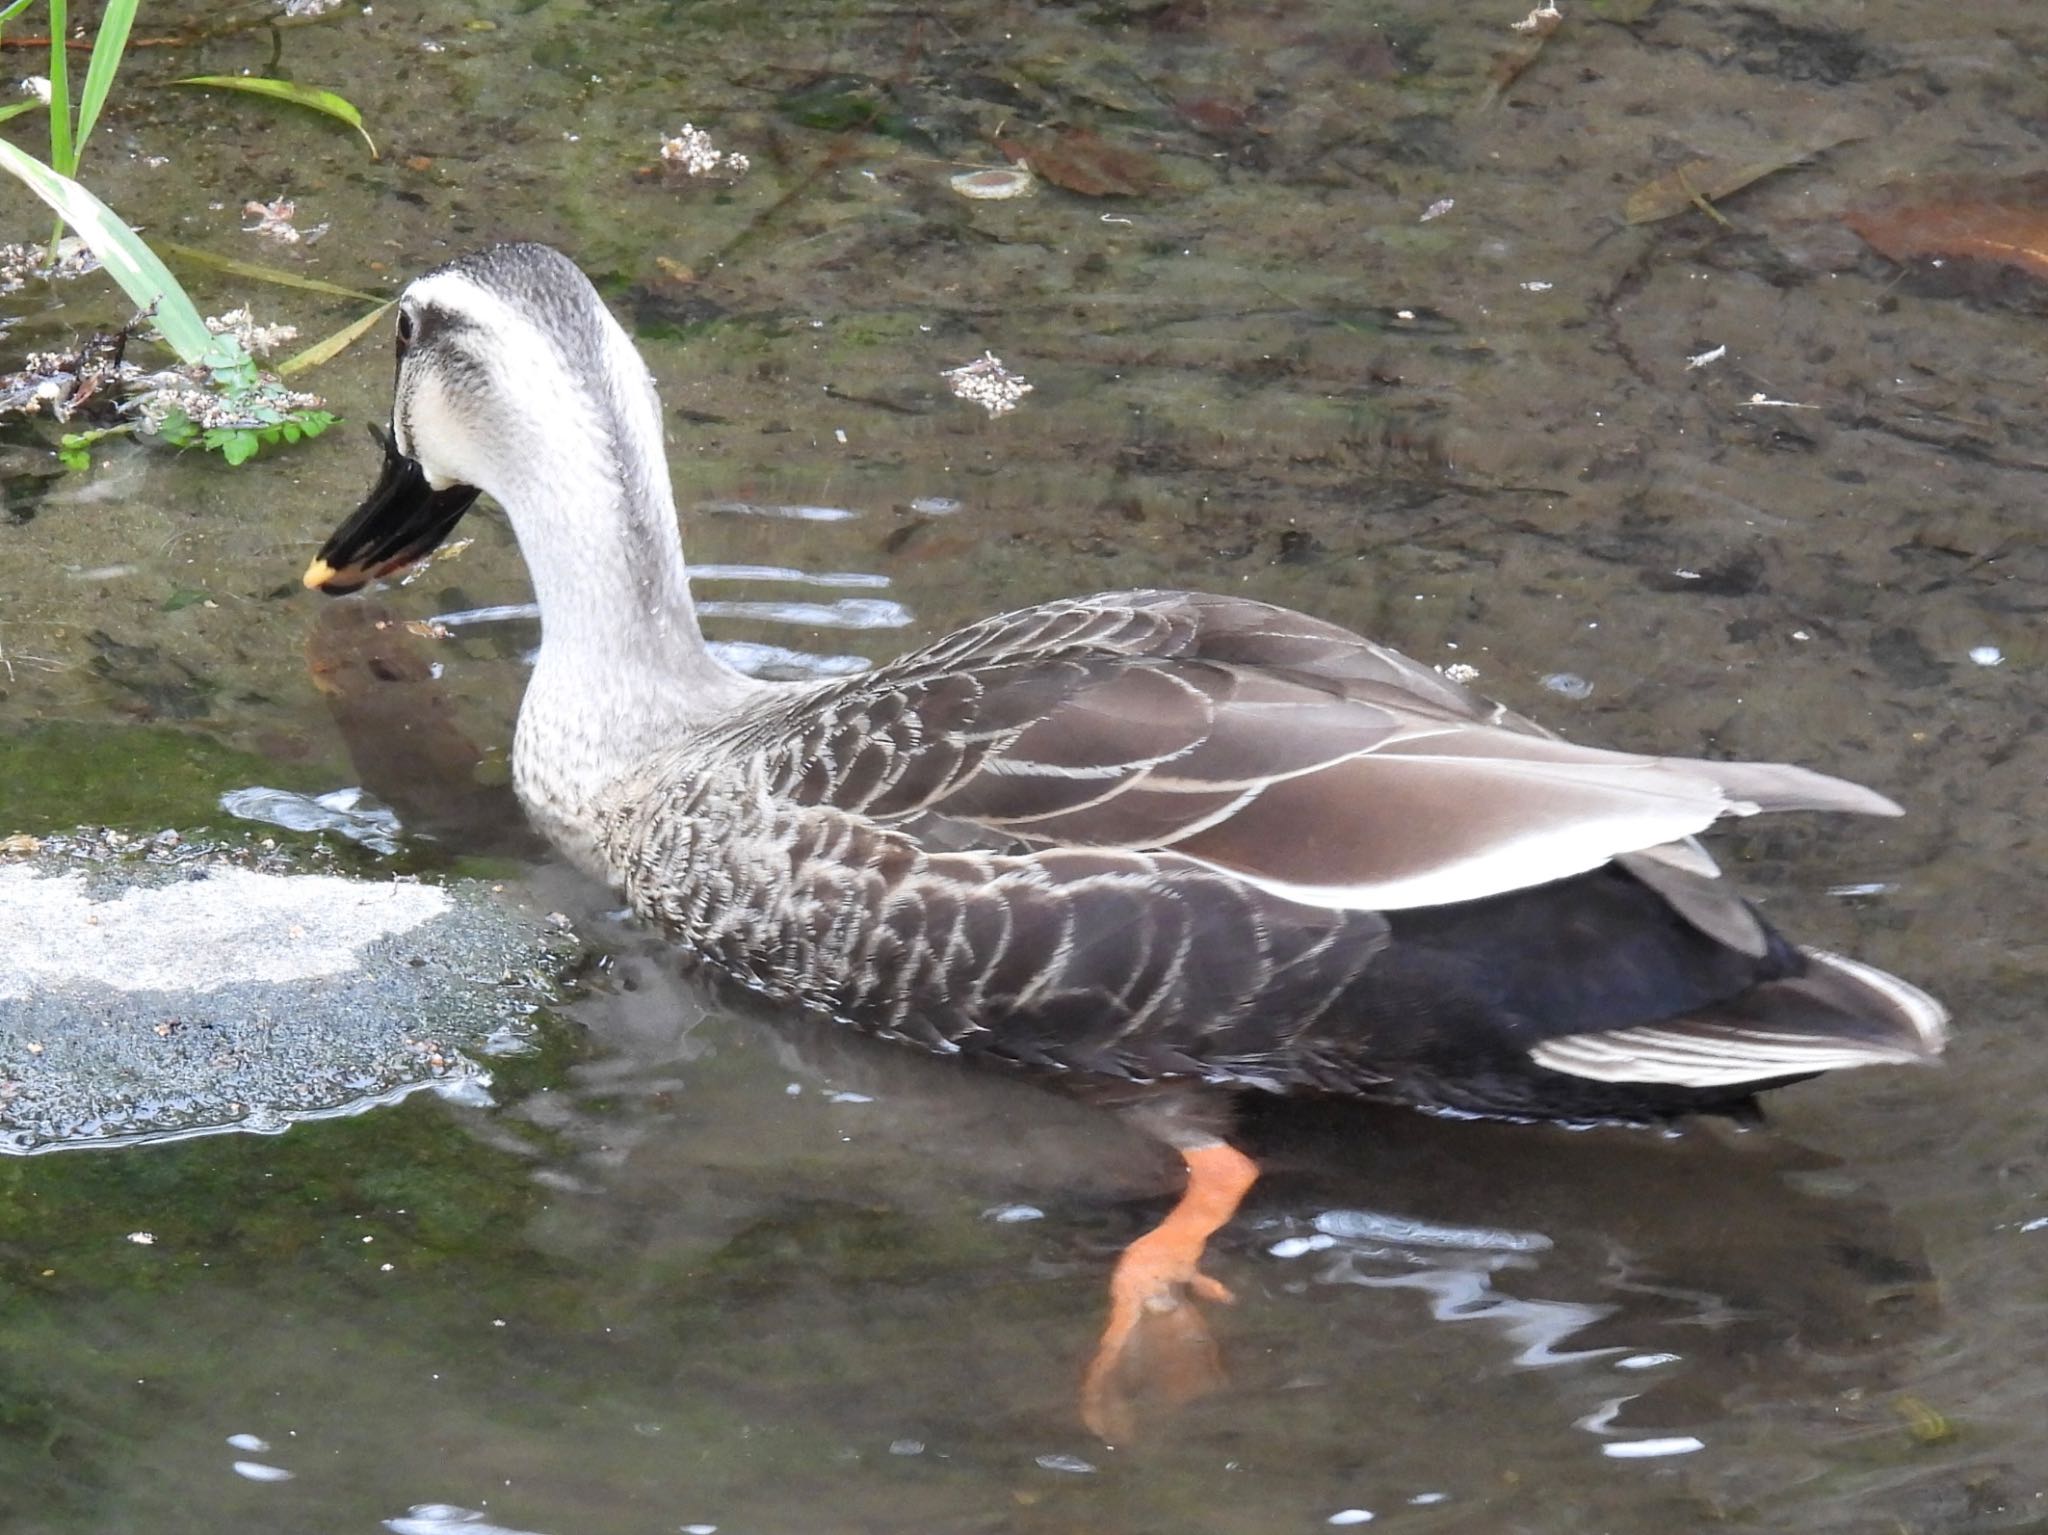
303,426,481,595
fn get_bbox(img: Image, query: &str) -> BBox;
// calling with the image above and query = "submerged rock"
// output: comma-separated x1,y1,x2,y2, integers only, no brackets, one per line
0,830,576,1152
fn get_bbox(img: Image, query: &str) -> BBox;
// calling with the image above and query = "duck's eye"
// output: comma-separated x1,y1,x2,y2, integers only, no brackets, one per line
395,309,417,354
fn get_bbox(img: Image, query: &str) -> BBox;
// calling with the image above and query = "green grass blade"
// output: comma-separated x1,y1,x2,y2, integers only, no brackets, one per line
0,0,42,23
46,0,72,175
75,0,142,161
0,98,38,126
278,300,393,377
171,76,378,160
0,138,218,364
159,240,386,302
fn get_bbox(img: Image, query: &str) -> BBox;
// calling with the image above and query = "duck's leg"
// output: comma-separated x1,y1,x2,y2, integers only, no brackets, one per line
1080,1133,1259,1443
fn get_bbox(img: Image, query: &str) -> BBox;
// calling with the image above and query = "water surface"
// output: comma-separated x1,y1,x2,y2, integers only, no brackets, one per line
2,1,2043,1531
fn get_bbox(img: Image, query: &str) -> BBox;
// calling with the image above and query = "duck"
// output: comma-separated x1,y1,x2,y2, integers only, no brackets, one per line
303,242,1948,1440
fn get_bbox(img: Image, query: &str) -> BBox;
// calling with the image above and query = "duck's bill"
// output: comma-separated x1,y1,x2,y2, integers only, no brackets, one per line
303,428,481,595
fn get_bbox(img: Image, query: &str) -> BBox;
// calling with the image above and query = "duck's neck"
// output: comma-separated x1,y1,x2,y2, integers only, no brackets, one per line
488,377,761,870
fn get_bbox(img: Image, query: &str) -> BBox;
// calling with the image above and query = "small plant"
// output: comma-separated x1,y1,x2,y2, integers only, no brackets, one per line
0,0,375,466
43,309,338,469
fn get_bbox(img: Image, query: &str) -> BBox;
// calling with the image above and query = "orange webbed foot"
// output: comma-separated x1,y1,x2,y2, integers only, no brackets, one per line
1079,1141,1259,1443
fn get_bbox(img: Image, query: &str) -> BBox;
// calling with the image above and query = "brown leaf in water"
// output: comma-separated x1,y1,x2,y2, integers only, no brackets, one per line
1478,4,1563,105
1845,175,2048,280
1174,96,1249,138
996,130,1162,198
1625,140,1850,224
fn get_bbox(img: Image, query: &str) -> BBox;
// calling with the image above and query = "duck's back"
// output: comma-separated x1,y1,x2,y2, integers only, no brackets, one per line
595,590,1945,1123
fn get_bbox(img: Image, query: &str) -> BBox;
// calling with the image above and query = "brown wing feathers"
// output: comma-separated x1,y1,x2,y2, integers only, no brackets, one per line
604,590,1943,1116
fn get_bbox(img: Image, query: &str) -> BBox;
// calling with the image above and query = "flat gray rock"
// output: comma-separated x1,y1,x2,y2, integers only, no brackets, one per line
0,831,576,1152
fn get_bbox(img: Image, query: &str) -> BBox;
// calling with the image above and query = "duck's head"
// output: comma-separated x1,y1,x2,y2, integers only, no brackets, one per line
304,242,664,595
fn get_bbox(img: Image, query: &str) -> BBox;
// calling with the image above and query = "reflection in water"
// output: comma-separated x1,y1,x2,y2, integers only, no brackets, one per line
1308,1246,1625,1370
705,640,871,681
691,563,891,589
1574,1398,1705,1459
230,1459,295,1482
1309,1206,1552,1252
218,783,403,854
384,1507,553,1535
697,500,858,522
693,596,912,629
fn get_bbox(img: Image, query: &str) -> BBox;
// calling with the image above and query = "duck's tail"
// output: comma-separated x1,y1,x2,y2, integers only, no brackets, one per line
1526,949,1949,1089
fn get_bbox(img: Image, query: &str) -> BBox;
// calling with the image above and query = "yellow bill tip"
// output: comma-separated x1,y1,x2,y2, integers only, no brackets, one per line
302,557,338,591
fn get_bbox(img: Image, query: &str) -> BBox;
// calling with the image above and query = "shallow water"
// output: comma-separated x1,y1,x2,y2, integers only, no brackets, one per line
2,0,2045,1530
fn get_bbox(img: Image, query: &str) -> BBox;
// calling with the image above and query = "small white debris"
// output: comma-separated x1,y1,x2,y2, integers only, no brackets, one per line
1035,1453,1097,1474
833,428,848,445
1969,645,2004,667
19,76,51,104
126,1231,156,1245
231,1461,295,1482
983,1203,1045,1224
1672,568,1702,581
784,1082,802,1096
1268,1233,1337,1259
226,1433,269,1452
1685,344,1727,370
1744,391,1819,409
1615,1353,1682,1371
1602,1436,1705,1459
826,1090,873,1104
1827,882,1896,899
1328,1509,1376,1525
1441,662,1481,684
659,123,750,179
1541,672,1593,699
1519,279,1554,292
889,1438,926,1455
419,38,446,52
1394,308,1416,320
242,197,318,245
2020,1216,2048,1233
682,1525,718,1534
1510,2,1562,33
1791,629,1811,641
1419,197,1455,222
942,352,1034,417
1408,1494,1449,1506
951,166,1036,200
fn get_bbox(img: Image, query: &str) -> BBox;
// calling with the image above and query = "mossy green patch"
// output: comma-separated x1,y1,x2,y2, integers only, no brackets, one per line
0,722,326,837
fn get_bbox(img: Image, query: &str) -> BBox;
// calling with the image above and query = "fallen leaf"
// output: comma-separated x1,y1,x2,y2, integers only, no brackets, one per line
1625,135,1859,224
1845,175,2048,281
1174,96,1250,137
1479,5,1562,105
996,130,1162,198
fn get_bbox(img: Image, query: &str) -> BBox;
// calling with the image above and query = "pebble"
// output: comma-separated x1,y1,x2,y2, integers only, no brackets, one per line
951,167,1035,200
